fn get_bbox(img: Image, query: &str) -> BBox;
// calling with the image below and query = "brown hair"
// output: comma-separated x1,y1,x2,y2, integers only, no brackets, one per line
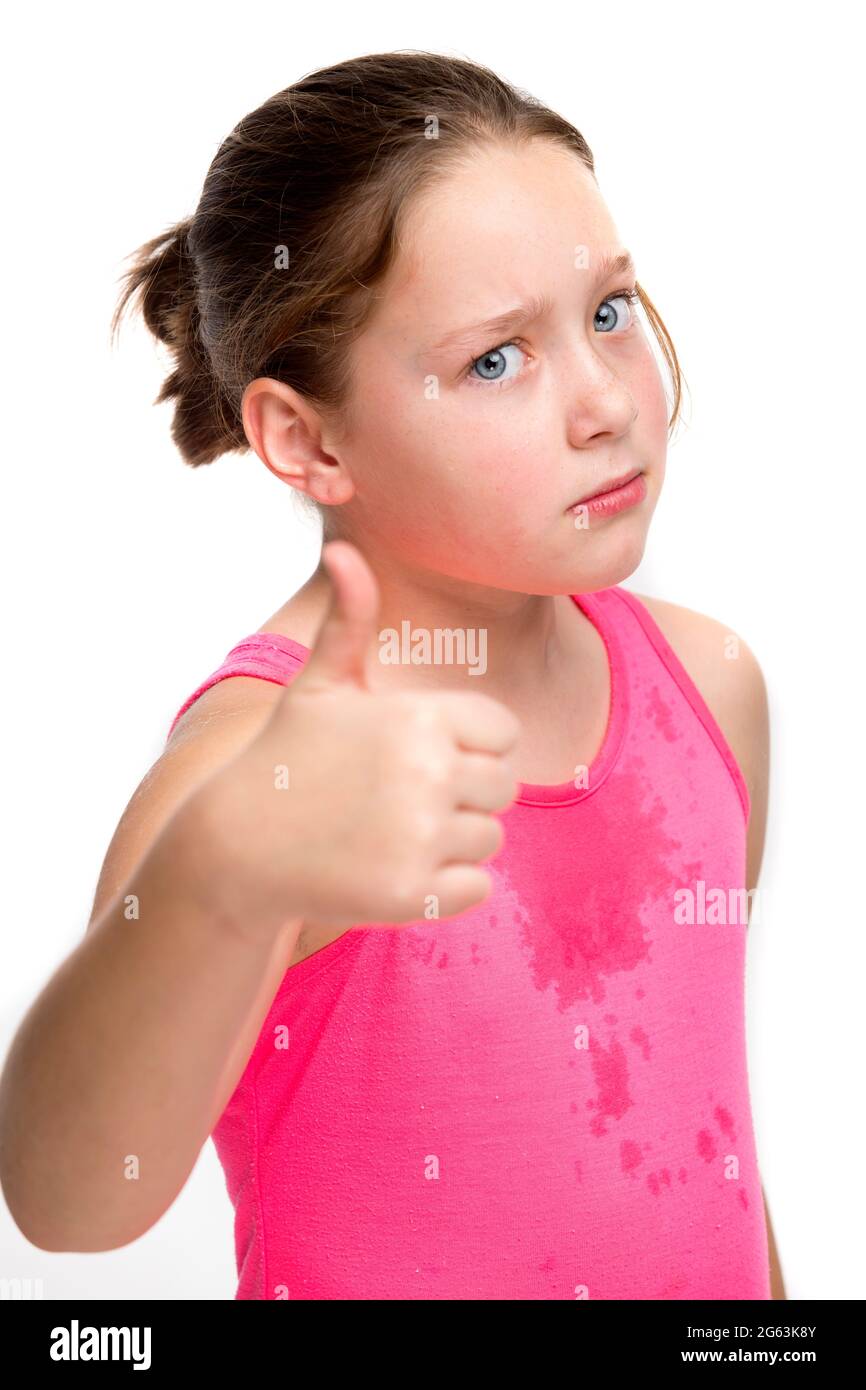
111,49,685,506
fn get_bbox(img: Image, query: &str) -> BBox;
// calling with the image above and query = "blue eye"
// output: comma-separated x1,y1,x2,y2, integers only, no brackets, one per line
462,285,641,387
467,341,526,384
594,288,641,334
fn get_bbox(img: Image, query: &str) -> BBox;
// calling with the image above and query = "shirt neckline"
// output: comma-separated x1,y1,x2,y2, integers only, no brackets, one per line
248,586,629,811
512,589,629,808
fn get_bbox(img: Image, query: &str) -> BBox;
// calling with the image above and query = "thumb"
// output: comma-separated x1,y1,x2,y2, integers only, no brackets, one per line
298,540,381,692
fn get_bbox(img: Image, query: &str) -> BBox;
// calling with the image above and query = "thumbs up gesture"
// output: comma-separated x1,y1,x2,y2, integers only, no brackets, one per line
201,540,522,938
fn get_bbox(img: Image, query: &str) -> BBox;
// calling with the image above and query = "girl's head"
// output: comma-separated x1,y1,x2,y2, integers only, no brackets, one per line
114,50,682,596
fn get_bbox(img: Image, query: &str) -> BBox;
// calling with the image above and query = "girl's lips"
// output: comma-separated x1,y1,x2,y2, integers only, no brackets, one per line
568,471,646,519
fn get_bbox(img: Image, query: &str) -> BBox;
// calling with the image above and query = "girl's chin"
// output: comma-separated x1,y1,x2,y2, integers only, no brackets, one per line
557,531,649,590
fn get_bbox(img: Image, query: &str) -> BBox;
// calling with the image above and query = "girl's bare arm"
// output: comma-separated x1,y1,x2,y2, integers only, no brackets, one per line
0,677,297,1253
1,545,519,1254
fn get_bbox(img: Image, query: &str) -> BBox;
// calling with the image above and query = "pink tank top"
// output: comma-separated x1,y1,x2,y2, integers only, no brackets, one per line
167,586,770,1300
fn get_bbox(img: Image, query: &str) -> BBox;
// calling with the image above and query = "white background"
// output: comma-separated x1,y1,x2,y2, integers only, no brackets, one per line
1,0,862,1300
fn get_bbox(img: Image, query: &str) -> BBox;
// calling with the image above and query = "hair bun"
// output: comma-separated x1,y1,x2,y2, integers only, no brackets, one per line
112,218,246,466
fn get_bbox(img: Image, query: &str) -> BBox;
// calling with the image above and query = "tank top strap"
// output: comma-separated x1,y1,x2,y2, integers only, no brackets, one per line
603,585,751,824
166,632,310,742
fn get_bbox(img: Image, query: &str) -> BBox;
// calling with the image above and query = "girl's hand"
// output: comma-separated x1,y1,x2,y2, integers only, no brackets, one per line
201,539,521,939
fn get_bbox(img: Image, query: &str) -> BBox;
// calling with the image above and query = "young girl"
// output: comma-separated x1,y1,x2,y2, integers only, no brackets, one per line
0,50,783,1300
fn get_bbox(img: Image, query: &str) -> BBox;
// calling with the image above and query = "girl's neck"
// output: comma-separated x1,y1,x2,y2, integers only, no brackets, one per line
277,551,599,707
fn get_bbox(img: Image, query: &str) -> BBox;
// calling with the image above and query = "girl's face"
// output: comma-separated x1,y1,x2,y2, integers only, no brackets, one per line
326,139,669,595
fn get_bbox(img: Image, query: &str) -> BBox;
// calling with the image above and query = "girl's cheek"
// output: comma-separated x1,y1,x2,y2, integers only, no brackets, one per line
632,349,670,444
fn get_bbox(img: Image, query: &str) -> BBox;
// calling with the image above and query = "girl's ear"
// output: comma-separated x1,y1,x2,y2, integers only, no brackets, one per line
242,377,356,507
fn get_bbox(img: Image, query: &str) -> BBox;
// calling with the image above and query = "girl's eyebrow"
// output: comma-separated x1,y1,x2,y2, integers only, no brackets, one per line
420,250,636,359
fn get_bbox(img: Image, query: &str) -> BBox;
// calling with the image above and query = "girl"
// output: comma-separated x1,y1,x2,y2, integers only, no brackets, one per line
0,50,783,1300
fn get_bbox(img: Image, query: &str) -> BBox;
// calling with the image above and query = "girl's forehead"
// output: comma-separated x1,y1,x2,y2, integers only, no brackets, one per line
405,141,605,227
393,158,617,286
357,146,622,352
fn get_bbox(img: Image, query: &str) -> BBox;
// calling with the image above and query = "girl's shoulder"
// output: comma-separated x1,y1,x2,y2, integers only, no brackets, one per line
166,583,327,746
255,574,331,650
626,590,768,719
